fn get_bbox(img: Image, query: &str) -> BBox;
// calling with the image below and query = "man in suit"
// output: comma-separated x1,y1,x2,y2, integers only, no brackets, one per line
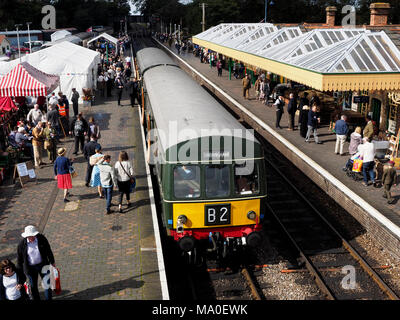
305,104,322,144
83,135,101,187
115,76,124,106
298,92,309,127
287,93,297,131
71,88,80,118
363,115,374,140
46,104,61,142
17,225,55,300
274,95,285,129
382,161,397,204
242,74,251,100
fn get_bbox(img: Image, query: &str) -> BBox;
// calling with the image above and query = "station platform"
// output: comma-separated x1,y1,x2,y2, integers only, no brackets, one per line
156,39,400,259
0,84,168,299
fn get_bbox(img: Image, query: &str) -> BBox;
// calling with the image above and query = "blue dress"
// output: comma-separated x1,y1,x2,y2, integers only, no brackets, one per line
90,154,103,187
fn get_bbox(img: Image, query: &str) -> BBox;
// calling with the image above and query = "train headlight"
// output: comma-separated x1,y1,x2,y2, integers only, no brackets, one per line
247,211,256,220
176,215,188,233
178,215,188,224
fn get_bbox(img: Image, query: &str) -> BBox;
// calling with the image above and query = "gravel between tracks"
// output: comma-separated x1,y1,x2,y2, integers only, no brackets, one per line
273,154,400,299
260,261,323,300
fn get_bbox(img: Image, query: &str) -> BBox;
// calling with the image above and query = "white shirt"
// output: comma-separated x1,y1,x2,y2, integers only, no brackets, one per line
27,237,42,266
3,273,21,300
27,109,43,125
114,161,134,182
49,95,58,105
98,75,104,82
358,142,375,162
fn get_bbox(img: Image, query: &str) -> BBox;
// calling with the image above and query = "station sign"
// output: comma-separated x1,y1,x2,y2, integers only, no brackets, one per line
353,96,369,104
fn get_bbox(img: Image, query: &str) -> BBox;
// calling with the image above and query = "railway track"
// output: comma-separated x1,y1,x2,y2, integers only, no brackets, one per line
135,36,400,300
262,139,400,300
188,261,264,300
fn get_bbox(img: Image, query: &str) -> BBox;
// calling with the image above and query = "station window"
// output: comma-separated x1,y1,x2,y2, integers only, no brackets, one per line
174,165,201,199
235,162,259,196
205,165,230,198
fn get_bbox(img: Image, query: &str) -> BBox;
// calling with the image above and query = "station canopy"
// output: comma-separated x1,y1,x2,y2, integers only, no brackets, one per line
193,23,400,91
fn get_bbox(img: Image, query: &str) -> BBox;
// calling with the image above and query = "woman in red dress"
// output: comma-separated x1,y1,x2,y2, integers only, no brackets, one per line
54,148,74,202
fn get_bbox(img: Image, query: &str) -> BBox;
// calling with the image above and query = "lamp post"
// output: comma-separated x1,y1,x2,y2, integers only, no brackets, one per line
265,1,274,23
26,22,32,53
15,24,22,62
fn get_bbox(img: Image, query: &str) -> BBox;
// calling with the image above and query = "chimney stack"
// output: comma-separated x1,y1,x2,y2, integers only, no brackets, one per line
370,3,390,26
326,6,337,27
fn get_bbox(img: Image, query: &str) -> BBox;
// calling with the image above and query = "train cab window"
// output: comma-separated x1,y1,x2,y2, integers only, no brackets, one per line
205,165,230,198
174,165,201,199
235,162,259,195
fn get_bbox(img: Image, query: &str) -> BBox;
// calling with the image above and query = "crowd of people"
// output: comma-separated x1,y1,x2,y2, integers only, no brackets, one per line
194,49,398,205
95,43,140,108
0,34,139,300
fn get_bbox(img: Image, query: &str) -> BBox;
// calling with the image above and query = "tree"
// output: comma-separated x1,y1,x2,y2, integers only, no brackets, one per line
0,0,131,31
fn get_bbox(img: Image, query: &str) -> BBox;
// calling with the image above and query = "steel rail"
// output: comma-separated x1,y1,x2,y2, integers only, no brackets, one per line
266,152,400,300
241,267,262,300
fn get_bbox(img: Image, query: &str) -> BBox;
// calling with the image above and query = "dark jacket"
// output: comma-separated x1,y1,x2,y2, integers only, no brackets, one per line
274,98,285,113
334,119,349,135
17,234,55,275
308,110,320,128
115,78,124,89
70,117,89,137
47,109,60,128
287,98,297,115
298,97,309,111
382,166,397,186
83,140,101,161
60,95,69,109
54,156,72,175
0,269,28,300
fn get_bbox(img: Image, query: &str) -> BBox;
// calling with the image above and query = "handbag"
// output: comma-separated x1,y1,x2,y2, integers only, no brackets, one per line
69,164,78,178
119,161,136,192
352,159,363,172
49,265,62,295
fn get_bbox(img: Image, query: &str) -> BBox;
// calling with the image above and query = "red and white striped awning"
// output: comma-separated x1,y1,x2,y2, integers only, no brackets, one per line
0,62,59,97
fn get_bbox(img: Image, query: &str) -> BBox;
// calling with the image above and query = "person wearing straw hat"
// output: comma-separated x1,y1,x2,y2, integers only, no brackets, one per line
17,225,55,300
54,147,74,202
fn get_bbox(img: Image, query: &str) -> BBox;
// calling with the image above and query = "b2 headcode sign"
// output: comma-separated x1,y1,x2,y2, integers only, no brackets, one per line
204,203,231,226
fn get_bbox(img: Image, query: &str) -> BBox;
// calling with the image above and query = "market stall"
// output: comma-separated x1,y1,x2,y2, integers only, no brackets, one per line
0,41,100,103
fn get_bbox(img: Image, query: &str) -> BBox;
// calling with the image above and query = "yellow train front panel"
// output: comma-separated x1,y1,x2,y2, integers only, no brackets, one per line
172,198,261,229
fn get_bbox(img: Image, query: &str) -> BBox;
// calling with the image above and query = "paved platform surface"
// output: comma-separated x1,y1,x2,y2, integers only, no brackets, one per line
160,42,400,236
0,85,164,299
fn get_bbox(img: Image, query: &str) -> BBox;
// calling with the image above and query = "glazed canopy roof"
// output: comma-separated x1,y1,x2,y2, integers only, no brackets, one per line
193,23,400,91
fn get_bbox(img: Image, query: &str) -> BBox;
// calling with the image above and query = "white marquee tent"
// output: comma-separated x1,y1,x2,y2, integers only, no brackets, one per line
87,32,119,46
51,30,72,42
0,41,100,103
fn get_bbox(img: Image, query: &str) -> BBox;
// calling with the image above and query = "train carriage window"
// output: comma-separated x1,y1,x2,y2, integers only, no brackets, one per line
205,165,230,198
235,162,259,195
174,165,201,199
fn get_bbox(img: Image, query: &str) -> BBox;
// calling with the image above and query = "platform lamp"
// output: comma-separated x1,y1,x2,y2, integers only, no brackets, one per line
265,0,274,23
15,24,22,63
26,22,32,53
